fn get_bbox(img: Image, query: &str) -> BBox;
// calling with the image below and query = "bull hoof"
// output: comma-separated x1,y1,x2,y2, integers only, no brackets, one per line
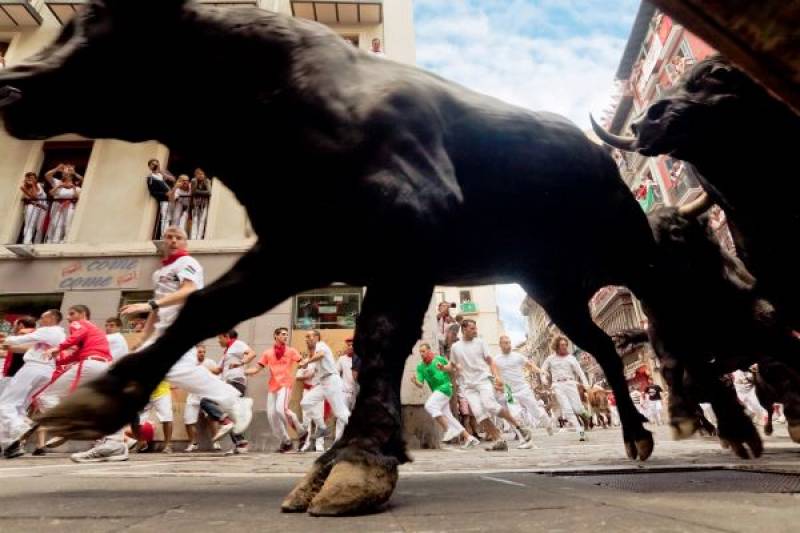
788,424,800,444
718,414,763,459
308,460,399,516
35,374,148,440
281,463,328,513
623,429,653,461
670,417,698,440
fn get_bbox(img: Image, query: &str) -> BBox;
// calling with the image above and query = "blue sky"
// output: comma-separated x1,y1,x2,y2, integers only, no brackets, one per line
413,0,639,343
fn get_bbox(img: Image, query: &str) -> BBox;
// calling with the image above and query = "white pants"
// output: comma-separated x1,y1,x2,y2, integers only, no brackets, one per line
511,387,551,429
46,201,75,244
33,359,124,444
610,405,620,426
463,379,503,424
552,381,585,433
0,363,54,441
300,374,350,441
141,393,173,423
736,388,767,421
424,390,465,435
22,204,47,244
646,399,663,424
343,388,357,411
157,201,170,238
267,387,302,442
184,393,203,425
190,199,209,240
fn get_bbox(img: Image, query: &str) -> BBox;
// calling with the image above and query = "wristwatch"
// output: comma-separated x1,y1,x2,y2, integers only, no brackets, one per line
147,299,160,310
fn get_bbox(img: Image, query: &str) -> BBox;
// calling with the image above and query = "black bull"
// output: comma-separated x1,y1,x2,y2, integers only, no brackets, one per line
0,0,719,516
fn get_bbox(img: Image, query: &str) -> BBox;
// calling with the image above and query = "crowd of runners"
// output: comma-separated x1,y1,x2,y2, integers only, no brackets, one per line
0,226,783,461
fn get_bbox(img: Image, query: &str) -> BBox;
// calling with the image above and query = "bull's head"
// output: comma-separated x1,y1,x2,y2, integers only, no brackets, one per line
591,56,773,160
0,0,277,143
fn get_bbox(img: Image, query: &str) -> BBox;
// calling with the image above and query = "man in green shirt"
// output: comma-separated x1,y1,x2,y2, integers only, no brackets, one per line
411,343,479,448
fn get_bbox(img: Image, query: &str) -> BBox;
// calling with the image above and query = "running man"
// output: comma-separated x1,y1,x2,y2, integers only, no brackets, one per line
0,310,65,458
119,226,253,451
411,343,479,448
493,335,554,443
450,320,532,451
540,336,590,441
298,330,349,442
246,327,304,453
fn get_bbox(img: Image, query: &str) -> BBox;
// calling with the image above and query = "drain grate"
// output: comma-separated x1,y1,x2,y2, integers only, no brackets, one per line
554,469,800,493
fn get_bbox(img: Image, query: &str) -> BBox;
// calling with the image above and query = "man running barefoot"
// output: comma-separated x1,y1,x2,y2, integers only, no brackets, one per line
411,343,479,448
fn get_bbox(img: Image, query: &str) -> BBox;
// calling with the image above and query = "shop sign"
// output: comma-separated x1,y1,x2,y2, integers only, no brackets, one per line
57,259,140,290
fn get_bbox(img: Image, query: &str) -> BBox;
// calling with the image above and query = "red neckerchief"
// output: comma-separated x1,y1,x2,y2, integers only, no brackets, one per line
220,338,235,368
274,342,286,360
161,249,189,266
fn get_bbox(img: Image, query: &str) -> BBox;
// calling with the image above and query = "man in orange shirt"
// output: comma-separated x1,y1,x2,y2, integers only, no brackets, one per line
246,327,304,452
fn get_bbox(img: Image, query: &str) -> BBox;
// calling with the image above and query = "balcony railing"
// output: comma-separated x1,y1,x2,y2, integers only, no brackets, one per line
152,193,211,241
670,163,703,206
17,197,78,245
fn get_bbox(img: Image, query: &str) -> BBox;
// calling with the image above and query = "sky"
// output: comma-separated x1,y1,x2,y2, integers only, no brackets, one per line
413,0,640,344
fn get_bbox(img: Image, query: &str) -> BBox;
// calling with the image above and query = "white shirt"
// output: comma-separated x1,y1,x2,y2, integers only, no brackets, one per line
493,351,529,391
4,326,66,366
152,255,204,337
297,361,320,387
221,339,250,383
450,337,492,387
541,353,588,387
732,370,754,393
312,341,337,380
106,332,129,362
337,355,356,392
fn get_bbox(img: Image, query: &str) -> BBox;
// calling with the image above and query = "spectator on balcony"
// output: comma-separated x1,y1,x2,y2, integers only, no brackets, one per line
169,174,192,233
19,172,48,244
370,37,385,57
145,159,175,239
190,168,212,240
45,170,81,244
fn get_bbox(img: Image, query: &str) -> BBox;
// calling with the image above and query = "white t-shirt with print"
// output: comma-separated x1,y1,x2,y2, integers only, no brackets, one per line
450,337,492,387
152,255,204,337
4,326,66,366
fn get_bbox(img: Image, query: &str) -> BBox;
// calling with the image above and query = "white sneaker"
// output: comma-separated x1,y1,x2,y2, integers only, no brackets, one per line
232,397,254,435
441,427,461,443
518,440,537,449
212,442,222,451
461,436,480,449
314,438,325,452
71,441,129,463
184,442,199,452
578,430,586,442
212,420,235,442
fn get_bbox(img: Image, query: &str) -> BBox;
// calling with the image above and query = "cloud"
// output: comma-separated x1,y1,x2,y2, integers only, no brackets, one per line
414,1,638,345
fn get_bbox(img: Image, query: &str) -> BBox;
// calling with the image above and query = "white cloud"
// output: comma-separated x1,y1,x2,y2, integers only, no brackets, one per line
414,1,638,345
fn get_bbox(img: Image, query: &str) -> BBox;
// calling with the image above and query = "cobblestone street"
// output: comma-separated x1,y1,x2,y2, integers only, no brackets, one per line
2,425,799,532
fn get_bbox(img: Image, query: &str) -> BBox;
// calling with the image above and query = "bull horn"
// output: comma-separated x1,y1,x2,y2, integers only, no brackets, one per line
678,191,713,217
589,114,637,151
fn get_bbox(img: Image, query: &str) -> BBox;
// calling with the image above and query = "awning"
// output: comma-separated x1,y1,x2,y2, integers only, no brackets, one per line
291,1,383,25
44,0,258,26
0,0,43,28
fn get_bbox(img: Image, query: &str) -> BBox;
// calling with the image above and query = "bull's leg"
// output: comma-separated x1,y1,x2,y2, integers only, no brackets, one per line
653,347,703,439
699,370,762,459
538,300,653,461
757,358,800,443
37,245,315,439
282,282,432,516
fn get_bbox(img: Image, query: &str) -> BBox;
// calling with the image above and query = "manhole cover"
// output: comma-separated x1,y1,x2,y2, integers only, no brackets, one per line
555,469,800,493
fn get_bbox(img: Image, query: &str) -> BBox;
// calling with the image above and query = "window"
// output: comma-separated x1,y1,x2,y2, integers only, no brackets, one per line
119,291,153,333
21,141,95,244
151,150,216,240
0,293,64,335
294,286,362,330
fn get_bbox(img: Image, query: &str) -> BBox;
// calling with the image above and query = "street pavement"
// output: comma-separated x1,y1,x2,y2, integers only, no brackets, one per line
2,424,799,532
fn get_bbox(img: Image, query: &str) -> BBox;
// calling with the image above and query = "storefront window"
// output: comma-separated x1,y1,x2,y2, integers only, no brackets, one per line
294,286,362,330
0,294,64,335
